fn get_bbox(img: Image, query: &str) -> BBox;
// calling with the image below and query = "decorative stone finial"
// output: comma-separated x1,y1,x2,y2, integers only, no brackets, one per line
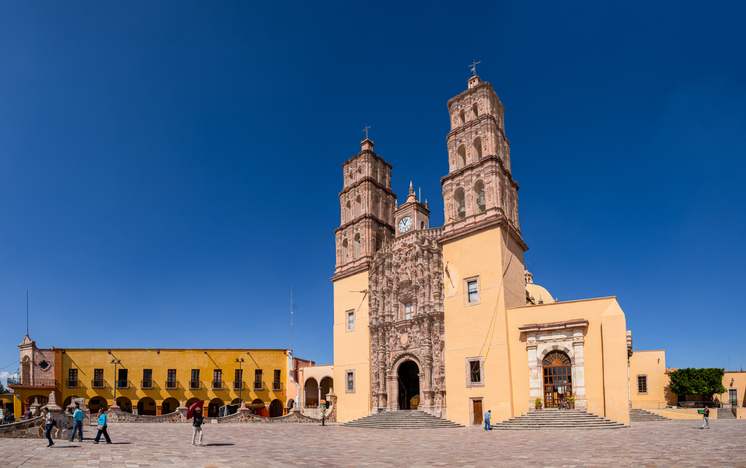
361,138,374,151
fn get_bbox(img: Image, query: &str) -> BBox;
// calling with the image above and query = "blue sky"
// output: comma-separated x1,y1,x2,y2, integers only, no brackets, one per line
1,1,745,383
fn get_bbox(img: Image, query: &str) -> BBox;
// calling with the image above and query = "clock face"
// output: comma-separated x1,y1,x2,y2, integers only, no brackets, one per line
398,216,413,233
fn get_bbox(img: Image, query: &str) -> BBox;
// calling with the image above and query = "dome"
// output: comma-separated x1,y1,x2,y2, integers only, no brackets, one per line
526,283,555,305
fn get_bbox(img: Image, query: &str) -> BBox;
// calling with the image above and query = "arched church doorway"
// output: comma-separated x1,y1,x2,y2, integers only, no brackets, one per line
543,351,572,408
397,360,420,410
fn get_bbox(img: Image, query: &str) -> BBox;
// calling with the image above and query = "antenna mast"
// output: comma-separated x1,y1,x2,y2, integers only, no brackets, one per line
26,290,29,336
290,287,294,355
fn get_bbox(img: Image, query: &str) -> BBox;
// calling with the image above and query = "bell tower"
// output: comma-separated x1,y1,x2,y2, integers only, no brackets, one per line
441,73,523,241
333,138,396,278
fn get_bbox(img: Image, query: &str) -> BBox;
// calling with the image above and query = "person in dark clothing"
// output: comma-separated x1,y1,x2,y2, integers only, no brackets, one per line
191,406,204,446
701,405,710,429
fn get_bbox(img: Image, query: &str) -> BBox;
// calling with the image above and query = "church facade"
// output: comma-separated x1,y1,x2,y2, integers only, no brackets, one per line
332,74,632,426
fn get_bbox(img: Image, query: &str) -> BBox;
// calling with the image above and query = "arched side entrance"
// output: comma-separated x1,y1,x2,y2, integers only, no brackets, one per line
162,398,179,414
89,397,107,412
320,377,333,403
269,399,283,417
397,360,420,410
208,398,224,417
136,397,153,415
116,397,133,413
542,351,572,408
304,377,318,408
250,398,267,417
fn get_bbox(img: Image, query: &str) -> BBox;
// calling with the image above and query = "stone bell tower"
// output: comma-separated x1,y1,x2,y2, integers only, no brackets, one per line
334,138,397,277
441,73,522,240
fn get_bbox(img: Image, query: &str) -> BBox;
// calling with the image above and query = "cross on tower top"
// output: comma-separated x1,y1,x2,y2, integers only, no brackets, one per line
363,125,371,140
469,60,481,76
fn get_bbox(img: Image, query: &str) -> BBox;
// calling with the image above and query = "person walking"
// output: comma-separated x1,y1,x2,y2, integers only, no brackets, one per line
93,408,111,444
484,409,491,431
24,408,32,420
191,406,204,446
700,405,710,429
69,404,84,442
42,408,54,447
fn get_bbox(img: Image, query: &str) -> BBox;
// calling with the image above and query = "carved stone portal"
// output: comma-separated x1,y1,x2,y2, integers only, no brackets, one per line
369,229,446,415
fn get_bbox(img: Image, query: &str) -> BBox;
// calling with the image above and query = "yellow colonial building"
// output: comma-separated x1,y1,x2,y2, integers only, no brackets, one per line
330,72,664,426
9,335,309,419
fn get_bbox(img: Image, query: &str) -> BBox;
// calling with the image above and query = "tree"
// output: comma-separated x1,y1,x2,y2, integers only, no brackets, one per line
668,368,726,397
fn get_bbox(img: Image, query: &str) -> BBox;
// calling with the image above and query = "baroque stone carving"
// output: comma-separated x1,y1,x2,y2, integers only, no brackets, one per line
369,229,446,415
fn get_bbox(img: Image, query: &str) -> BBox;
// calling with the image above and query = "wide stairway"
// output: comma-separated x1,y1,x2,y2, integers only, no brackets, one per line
718,408,737,419
343,410,464,429
491,409,627,430
630,408,671,422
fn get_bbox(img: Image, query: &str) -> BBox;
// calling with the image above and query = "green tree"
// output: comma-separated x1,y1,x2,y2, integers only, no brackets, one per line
668,368,726,397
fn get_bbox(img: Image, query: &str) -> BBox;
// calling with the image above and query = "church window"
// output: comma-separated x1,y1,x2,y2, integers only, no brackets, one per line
473,137,483,161
355,196,362,217
347,310,355,331
454,188,466,219
354,233,361,258
404,302,414,320
475,181,486,214
457,145,466,169
459,109,465,125
342,239,348,263
637,375,648,394
420,221,425,229
375,233,382,251
465,357,484,387
345,201,352,222
472,103,479,118
345,370,355,393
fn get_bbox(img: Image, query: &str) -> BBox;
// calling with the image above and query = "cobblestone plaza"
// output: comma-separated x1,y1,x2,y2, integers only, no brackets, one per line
1,421,745,467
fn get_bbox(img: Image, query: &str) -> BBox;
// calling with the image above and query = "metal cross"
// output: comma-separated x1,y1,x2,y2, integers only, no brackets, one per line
469,60,481,76
363,125,371,140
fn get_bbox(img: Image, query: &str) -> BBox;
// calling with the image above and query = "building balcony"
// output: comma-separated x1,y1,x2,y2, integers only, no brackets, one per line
233,380,244,390
65,380,80,388
116,380,130,389
253,381,264,391
212,381,225,390
272,381,283,391
91,380,106,389
141,380,154,389
165,380,179,390
189,381,201,390
8,378,56,389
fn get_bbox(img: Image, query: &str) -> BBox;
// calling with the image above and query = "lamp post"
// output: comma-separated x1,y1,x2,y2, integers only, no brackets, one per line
236,358,245,407
111,359,121,407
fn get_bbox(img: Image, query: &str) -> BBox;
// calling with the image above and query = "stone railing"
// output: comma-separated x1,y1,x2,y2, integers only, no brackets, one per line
301,392,336,421
106,408,187,423
0,413,72,439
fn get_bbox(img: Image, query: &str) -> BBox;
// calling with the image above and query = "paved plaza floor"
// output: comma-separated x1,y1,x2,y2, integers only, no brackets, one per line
1,420,745,467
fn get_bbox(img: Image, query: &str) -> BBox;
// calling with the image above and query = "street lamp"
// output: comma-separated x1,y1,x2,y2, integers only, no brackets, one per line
111,359,121,407
236,358,245,407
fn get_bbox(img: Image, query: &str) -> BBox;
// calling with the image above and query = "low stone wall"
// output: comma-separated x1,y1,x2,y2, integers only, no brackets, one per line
105,408,323,424
0,414,72,439
106,408,187,423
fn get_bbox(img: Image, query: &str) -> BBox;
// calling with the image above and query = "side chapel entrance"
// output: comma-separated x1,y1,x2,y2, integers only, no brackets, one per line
543,351,572,408
397,360,420,410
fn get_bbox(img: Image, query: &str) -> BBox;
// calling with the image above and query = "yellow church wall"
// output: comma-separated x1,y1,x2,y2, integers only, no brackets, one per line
629,350,675,408
721,371,746,408
332,270,371,423
507,297,630,425
442,226,523,426
57,348,289,413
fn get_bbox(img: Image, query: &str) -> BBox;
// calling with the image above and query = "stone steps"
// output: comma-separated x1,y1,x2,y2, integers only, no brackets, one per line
342,410,464,429
718,408,736,420
490,409,627,430
630,408,671,422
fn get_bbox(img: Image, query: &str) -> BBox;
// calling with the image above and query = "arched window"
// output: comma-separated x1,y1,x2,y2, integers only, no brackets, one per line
459,110,466,125
420,221,425,229
473,137,482,161
342,239,348,263
354,233,361,258
457,145,466,169
472,103,479,118
355,196,362,217
454,188,466,219
375,233,382,251
345,201,352,222
474,181,486,214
